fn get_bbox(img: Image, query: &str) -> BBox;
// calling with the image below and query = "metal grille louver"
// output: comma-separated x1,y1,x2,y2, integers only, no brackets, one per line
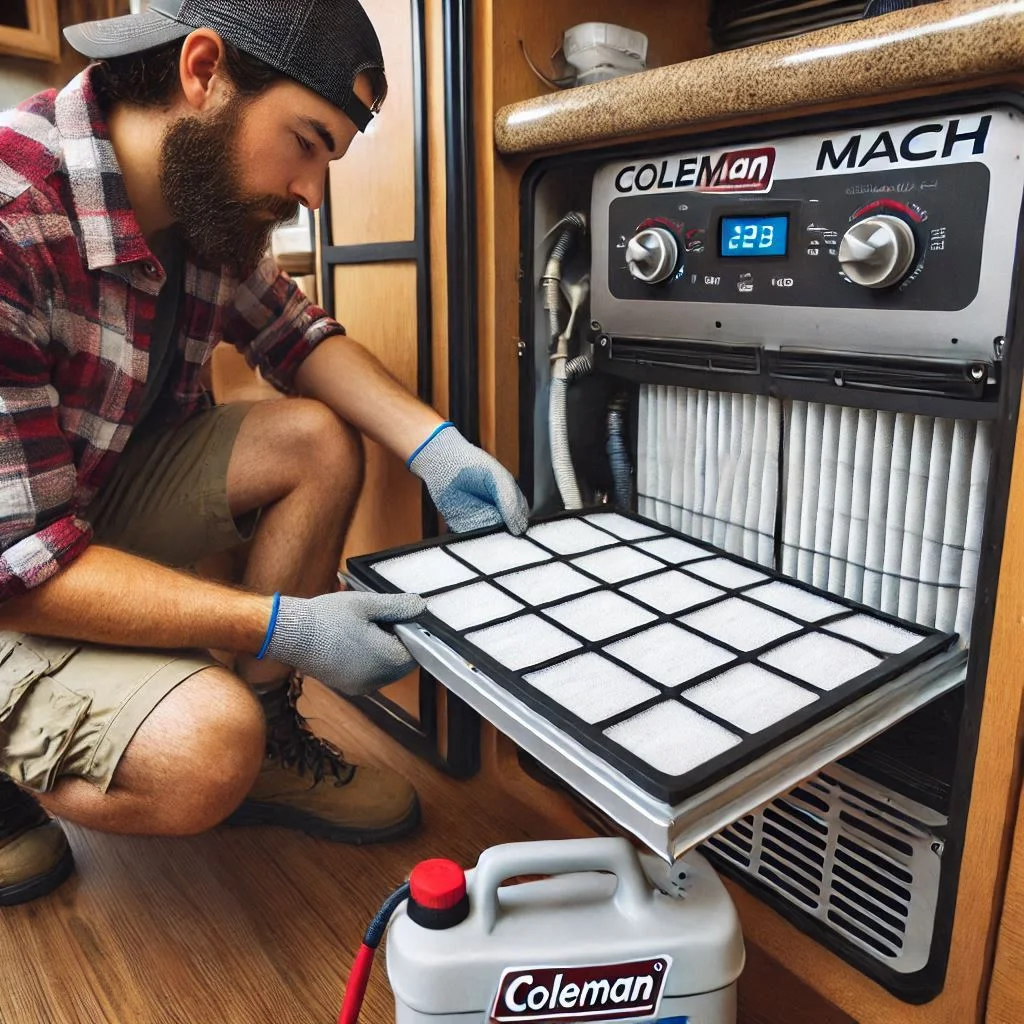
703,763,945,973
710,0,874,52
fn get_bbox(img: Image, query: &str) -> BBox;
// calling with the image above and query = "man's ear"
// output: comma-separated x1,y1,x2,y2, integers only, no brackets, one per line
178,28,231,112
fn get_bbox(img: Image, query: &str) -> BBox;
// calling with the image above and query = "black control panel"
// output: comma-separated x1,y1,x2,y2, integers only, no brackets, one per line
607,162,989,311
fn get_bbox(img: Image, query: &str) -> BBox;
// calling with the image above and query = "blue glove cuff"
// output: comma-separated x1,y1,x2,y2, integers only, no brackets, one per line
256,592,281,660
406,421,455,468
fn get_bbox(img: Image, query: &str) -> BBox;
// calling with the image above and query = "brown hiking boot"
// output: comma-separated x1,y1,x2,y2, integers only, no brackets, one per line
0,776,74,906
224,679,421,844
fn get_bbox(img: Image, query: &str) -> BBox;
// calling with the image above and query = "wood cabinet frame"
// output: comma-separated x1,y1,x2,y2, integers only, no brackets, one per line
0,0,61,63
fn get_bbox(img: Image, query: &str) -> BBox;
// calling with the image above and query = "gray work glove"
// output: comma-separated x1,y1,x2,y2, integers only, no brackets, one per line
265,592,426,696
409,423,529,535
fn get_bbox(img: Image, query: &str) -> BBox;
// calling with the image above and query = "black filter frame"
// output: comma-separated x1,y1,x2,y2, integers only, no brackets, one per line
348,509,956,806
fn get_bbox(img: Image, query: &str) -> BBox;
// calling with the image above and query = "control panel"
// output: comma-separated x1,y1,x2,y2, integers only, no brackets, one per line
591,109,1024,367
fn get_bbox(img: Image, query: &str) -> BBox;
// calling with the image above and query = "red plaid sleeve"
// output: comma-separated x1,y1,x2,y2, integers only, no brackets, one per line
221,257,345,392
0,227,92,604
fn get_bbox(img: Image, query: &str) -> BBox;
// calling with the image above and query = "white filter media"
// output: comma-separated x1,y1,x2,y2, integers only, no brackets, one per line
685,664,818,732
605,700,741,776
607,623,734,686
585,512,663,541
373,547,476,593
427,582,523,631
524,653,659,723
527,519,618,555
637,536,710,565
466,614,581,670
622,571,724,614
545,591,656,642
744,580,847,622
497,562,597,605
761,634,881,690
825,614,922,654
572,546,664,583
680,597,801,652
686,558,768,589
637,386,780,566
448,534,550,575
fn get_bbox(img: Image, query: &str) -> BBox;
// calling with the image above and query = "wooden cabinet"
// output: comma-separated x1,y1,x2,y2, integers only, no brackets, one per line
321,0,428,727
0,0,60,62
986,779,1024,1022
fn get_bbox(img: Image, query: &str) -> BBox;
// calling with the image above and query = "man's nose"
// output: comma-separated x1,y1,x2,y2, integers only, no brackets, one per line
289,174,325,212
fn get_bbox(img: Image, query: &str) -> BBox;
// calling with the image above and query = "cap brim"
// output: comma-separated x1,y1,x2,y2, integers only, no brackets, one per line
63,10,191,60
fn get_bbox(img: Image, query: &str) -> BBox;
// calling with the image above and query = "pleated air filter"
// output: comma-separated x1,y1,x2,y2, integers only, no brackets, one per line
637,386,991,640
348,510,956,804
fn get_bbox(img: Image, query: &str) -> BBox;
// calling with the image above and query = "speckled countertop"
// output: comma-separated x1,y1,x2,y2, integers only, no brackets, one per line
495,0,1024,155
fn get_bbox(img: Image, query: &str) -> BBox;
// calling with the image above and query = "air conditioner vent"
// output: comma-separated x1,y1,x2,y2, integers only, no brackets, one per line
703,762,945,973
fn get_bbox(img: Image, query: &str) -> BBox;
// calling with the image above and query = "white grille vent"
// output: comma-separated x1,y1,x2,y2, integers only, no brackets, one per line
703,763,945,973
638,386,780,566
782,404,991,638
637,386,992,640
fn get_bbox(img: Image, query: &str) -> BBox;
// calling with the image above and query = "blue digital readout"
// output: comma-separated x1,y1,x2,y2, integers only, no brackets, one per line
720,215,788,257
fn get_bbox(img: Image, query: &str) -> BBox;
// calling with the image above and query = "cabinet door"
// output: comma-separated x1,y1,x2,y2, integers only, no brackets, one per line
0,0,59,62
325,0,424,727
320,0,479,773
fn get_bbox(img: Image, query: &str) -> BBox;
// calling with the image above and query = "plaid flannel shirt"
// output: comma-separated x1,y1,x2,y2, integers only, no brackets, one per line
0,68,345,605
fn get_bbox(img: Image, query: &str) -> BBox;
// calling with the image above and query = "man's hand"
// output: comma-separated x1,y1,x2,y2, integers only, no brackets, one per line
266,591,426,695
408,423,529,535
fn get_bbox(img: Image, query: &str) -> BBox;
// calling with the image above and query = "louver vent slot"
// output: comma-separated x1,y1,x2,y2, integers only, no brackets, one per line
703,763,943,972
711,0,875,51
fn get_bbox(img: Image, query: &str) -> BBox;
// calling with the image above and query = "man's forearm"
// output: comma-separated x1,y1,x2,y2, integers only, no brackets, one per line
0,546,272,652
294,334,444,461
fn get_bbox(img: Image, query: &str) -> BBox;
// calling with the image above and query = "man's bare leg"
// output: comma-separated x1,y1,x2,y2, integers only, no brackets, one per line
34,397,417,843
35,667,264,835
224,398,364,689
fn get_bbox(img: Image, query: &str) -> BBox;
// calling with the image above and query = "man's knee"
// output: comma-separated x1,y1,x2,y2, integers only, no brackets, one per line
116,669,265,835
287,399,364,495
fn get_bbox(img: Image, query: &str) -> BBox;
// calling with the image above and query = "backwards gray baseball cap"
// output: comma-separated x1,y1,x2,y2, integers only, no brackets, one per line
64,0,385,131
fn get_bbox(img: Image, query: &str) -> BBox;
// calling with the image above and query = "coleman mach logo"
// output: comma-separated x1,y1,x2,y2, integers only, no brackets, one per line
490,956,671,1022
614,147,774,194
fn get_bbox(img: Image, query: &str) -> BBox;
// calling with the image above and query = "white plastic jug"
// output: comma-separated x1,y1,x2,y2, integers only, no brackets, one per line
386,837,745,1023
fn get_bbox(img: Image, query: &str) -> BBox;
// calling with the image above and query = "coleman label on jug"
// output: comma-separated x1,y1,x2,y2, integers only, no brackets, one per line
490,956,671,1022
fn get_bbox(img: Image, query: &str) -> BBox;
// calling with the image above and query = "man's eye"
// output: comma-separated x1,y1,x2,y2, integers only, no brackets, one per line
295,133,314,154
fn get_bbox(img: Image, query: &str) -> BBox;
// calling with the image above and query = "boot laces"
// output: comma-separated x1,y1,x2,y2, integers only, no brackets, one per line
261,682,356,787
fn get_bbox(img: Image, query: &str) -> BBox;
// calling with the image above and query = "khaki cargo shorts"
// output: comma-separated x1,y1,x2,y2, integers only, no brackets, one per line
0,402,257,794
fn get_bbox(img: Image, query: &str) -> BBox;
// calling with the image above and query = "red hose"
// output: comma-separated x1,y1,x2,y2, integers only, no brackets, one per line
338,944,375,1024
337,881,411,1024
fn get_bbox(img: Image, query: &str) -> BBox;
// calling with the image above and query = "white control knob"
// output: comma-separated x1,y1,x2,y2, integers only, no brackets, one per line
838,215,917,289
625,227,679,284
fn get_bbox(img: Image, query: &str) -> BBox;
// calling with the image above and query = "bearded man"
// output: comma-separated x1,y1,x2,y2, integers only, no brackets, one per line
0,0,528,905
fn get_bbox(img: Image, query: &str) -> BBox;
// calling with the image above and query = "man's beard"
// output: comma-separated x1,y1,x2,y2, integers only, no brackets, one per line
158,97,299,275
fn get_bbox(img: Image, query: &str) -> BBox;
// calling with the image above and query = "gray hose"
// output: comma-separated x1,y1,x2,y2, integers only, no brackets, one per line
543,211,587,510
549,374,581,509
607,398,633,510
566,352,593,382
543,211,587,351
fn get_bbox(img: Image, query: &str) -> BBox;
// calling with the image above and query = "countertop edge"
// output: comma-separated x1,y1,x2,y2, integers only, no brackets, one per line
495,0,1024,156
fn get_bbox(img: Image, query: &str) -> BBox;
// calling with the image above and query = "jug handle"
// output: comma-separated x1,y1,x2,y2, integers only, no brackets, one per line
473,837,651,934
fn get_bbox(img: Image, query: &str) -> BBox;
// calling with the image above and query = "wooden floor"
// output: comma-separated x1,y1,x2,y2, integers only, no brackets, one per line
0,682,852,1024
0,683,586,1024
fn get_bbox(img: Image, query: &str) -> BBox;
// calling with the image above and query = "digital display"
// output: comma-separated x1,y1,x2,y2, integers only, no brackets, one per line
720,215,788,258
